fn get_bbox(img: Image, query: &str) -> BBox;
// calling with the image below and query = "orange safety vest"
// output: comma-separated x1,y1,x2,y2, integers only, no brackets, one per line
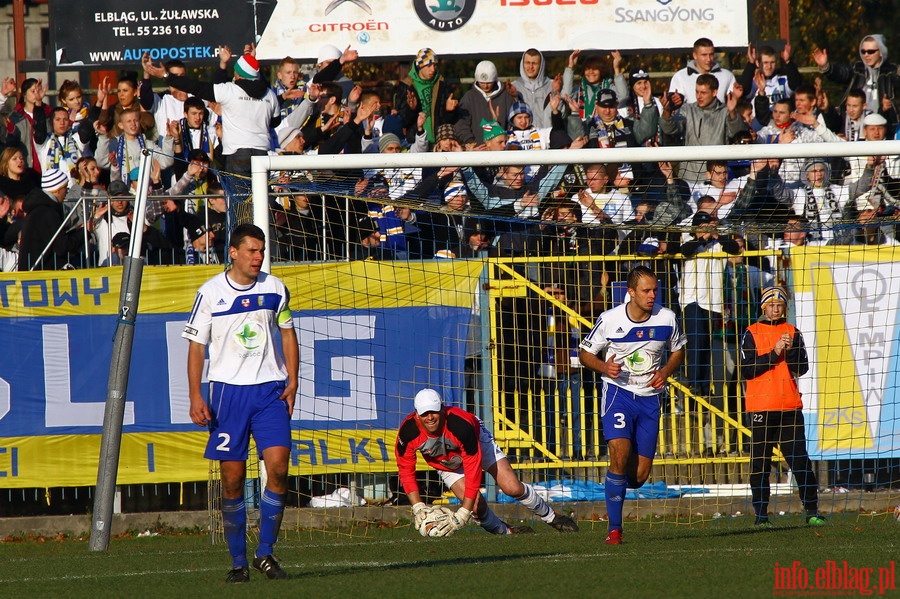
744,320,803,412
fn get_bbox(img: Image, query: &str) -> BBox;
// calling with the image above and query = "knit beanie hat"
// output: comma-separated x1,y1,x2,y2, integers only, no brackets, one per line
480,119,505,142
507,102,533,124
415,48,437,70
234,54,260,80
760,286,787,310
474,60,498,83
443,182,467,202
378,133,402,153
435,124,457,143
41,168,68,191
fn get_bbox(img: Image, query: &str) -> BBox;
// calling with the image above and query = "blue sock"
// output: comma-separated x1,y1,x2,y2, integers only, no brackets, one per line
256,488,285,558
222,496,247,568
605,472,627,532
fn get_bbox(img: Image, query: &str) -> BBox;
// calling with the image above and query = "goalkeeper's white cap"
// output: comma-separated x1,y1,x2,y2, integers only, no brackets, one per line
414,389,443,415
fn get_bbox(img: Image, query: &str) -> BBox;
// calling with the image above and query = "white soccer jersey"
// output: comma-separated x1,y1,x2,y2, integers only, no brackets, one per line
580,302,686,395
182,271,293,385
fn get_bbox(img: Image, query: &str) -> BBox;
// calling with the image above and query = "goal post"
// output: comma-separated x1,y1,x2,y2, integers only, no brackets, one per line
218,139,900,529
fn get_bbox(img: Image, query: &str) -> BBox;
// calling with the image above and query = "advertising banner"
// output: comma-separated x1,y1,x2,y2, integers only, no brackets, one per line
791,246,900,460
50,0,749,67
0,261,481,488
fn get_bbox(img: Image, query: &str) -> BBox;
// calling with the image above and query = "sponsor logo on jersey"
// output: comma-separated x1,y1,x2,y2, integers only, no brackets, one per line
183,325,198,336
625,349,653,374
234,321,266,351
616,327,624,333
217,298,226,305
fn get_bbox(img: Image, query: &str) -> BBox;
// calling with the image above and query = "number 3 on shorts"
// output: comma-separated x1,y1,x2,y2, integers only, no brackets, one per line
216,433,231,452
613,413,626,429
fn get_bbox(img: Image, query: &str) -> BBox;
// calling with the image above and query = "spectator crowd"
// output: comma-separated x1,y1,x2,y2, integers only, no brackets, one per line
0,34,894,486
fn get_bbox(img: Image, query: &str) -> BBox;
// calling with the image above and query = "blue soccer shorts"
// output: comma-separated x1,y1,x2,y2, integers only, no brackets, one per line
204,380,291,461
600,381,660,459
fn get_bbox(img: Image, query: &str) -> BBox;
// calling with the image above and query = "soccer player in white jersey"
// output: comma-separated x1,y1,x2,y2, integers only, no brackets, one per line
183,224,298,583
579,266,686,545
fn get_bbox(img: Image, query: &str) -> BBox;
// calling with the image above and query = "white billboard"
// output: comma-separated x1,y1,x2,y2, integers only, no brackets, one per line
256,0,750,62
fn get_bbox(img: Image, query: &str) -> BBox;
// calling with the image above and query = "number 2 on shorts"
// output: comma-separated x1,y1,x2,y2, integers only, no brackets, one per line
216,433,231,452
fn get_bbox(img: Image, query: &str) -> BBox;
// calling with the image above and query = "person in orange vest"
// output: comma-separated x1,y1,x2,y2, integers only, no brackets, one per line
740,286,825,527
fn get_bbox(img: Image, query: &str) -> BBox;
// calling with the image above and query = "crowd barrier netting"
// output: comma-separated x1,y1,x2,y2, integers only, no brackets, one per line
3,141,900,532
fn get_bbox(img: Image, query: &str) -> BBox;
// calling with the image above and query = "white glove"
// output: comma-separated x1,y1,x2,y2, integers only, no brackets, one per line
412,502,430,529
435,506,472,536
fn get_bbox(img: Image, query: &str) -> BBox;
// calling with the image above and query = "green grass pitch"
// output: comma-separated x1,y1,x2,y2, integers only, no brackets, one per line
0,517,897,598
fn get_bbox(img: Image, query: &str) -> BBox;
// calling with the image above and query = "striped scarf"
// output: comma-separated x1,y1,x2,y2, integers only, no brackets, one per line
116,134,146,185
46,132,80,171
179,118,210,160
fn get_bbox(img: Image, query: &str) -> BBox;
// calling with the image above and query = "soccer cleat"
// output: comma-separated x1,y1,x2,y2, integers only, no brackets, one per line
548,513,579,533
226,566,250,583
252,554,288,580
807,516,827,526
605,529,623,545
507,525,535,534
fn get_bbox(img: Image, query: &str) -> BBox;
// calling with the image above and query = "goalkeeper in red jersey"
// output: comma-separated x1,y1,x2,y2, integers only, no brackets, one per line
395,388,579,536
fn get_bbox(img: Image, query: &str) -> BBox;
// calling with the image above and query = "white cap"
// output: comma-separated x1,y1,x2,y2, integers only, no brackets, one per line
474,60,498,83
276,123,302,148
317,44,342,65
863,113,888,127
414,388,443,415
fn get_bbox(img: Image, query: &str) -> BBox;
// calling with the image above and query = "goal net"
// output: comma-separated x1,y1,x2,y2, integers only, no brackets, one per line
210,139,900,535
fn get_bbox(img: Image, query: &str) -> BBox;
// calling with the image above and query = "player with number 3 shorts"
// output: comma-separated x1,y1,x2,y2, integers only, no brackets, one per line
579,266,686,545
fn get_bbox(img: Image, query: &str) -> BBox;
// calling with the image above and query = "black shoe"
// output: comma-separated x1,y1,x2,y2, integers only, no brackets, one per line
548,513,579,533
507,525,535,534
226,566,250,583
252,554,288,580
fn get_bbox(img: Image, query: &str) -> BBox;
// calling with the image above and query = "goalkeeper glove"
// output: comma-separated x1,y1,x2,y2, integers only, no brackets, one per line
436,506,472,536
412,502,430,529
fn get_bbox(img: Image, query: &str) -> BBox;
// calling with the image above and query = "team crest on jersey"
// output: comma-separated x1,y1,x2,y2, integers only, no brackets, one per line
242,298,250,307
649,329,655,338
636,330,644,339
258,296,265,306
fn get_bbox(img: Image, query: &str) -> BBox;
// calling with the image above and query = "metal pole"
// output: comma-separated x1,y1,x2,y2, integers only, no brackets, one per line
251,154,271,271
89,151,153,551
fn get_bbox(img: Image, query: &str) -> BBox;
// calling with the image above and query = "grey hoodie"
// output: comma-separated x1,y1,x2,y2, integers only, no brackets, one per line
860,34,889,107
512,49,554,129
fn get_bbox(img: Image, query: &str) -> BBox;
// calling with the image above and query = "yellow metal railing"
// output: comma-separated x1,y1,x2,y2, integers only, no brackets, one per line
484,252,782,470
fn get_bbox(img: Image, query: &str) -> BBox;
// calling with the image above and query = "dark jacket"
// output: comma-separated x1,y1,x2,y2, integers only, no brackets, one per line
394,68,457,145
18,187,80,270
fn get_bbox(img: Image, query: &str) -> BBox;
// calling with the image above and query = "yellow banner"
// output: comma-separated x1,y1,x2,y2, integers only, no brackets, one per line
0,429,401,488
0,261,484,317
790,245,900,454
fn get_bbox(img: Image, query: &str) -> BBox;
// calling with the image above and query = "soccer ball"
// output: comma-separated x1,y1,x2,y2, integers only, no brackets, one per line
419,506,455,537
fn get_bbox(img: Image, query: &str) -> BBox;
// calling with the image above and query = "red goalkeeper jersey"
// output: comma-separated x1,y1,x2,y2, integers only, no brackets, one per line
395,406,483,501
